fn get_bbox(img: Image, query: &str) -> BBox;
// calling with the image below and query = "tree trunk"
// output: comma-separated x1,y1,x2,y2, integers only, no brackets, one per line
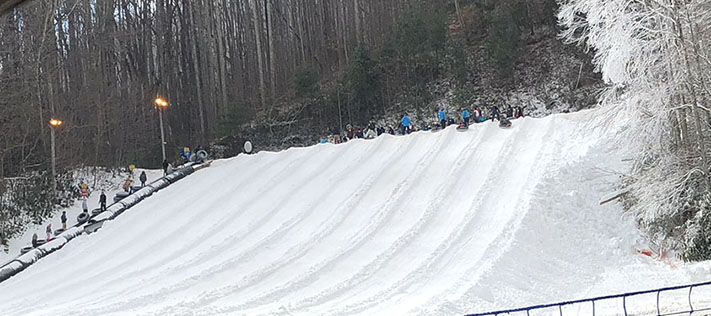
251,0,267,108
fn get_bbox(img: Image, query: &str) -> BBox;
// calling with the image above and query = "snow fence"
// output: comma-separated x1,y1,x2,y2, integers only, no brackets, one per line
0,162,211,283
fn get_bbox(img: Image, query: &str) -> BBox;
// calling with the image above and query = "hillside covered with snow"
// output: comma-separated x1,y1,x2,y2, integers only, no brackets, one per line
0,111,708,316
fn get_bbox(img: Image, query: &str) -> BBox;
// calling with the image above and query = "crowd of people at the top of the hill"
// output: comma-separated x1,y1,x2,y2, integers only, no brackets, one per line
322,105,525,144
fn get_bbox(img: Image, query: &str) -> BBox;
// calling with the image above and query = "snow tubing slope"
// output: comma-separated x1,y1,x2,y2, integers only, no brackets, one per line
0,112,707,316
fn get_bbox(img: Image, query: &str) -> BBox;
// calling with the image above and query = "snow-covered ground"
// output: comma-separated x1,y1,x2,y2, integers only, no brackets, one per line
0,168,164,267
0,111,709,316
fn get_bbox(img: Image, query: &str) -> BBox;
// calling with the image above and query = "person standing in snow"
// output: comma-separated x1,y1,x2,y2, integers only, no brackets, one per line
402,114,412,134
139,171,148,187
462,108,471,127
517,106,524,118
475,107,483,122
506,106,514,118
46,224,52,241
32,233,38,248
100,190,107,212
123,177,133,193
345,124,356,141
438,109,446,129
162,159,169,176
61,211,67,230
331,126,342,144
80,183,89,198
490,106,500,122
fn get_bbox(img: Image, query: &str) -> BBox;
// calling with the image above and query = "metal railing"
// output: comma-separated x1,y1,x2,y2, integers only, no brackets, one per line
465,281,711,316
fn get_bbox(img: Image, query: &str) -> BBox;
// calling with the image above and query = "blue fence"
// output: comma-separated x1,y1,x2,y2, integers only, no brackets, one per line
465,281,711,316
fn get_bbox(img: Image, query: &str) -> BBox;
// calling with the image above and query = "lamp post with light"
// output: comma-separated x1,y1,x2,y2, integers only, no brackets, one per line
154,98,169,161
49,118,63,193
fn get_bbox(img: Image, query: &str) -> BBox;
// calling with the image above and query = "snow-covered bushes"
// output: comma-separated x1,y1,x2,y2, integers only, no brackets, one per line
0,171,78,248
559,0,711,259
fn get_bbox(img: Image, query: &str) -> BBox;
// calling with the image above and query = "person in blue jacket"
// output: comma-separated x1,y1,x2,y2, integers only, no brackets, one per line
438,109,446,129
402,114,412,134
462,108,471,127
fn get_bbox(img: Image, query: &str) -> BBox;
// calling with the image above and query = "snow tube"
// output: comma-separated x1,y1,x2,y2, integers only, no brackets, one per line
114,191,130,203
456,125,469,131
244,141,253,154
76,212,89,224
54,228,65,236
91,208,103,216
195,150,208,162
20,247,33,254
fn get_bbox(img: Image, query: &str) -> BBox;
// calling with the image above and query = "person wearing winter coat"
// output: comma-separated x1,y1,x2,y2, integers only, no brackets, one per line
46,224,52,241
364,128,377,139
500,116,512,128
475,107,483,122
331,126,342,144
490,106,501,122
79,183,89,198
162,159,169,176
506,106,514,118
99,191,107,212
516,106,524,118
139,171,148,187
401,114,412,134
123,177,133,193
82,198,89,213
438,109,446,129
462,109,471,127
61,211,67,230
345,124,356,141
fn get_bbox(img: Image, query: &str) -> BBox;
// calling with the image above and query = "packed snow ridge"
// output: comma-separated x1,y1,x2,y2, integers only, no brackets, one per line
0,111,709,316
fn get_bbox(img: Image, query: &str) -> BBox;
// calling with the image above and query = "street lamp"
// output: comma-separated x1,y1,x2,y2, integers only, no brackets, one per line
49,118,63,194
154,97,169,162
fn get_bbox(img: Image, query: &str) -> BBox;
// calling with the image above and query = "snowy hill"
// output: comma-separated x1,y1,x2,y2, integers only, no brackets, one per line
0,111,708,316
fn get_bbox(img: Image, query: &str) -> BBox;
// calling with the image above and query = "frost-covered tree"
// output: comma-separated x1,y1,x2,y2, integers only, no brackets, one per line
558,0,711,260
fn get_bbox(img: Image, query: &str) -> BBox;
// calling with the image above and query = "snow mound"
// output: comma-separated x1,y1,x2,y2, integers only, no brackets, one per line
0,111,707,316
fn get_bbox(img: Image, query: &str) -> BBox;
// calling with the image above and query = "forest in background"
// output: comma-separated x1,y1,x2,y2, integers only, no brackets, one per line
0,0,601,246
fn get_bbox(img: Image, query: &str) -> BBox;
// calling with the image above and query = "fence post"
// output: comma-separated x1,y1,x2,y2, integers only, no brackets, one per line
623,296,628,316
657,291,661,316
592,300,596,316
559,305,563,316
688,286,694,314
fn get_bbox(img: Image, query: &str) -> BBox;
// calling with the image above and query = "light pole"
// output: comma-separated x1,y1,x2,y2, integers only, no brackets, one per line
154,98,169,162
49,118,63,194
